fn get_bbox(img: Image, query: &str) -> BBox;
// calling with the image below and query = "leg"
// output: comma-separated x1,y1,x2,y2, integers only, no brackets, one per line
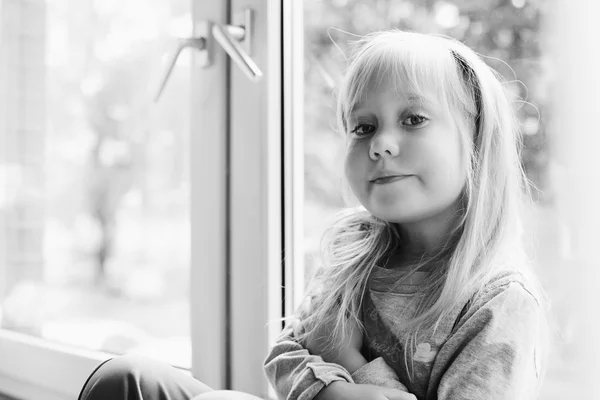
79,355,213,400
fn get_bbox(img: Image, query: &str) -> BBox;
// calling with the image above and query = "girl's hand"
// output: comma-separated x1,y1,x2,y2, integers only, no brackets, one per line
315,382,417,400
304,316,366,373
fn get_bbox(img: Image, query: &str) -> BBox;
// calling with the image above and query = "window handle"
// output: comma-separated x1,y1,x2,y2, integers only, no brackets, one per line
154,8,262,103
212,22,263,83
154,37,206,102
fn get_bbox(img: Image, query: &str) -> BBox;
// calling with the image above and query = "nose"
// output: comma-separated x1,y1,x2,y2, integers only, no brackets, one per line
369,130,400,160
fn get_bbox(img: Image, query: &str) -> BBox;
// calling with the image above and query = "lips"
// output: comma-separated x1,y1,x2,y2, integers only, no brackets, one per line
371,175,411,184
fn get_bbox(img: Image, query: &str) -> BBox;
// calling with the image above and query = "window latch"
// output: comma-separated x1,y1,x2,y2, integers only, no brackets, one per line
154,8,262,103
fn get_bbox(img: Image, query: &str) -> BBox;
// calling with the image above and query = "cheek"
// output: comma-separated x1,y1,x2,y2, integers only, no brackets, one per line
421,135,465,192
344,142,367,184
436,138,467,193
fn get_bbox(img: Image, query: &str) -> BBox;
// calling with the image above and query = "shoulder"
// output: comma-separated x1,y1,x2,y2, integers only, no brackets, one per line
475,268,541,307
457,269,544,330
432,269,548,400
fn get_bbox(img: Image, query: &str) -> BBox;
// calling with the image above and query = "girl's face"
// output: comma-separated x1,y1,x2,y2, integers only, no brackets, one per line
344,80,467,231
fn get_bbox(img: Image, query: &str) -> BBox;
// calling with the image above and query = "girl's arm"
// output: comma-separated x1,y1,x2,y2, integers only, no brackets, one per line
428,280,546,400
263,324,354,400
264,322,410,400
302,315,409,392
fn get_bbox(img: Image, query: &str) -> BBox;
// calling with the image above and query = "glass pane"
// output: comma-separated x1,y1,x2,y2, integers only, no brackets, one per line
300,1,574,398
0,0,192,368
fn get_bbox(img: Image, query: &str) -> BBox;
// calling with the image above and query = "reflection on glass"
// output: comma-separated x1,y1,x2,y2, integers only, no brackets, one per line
302,1,567,398
0,0,192,368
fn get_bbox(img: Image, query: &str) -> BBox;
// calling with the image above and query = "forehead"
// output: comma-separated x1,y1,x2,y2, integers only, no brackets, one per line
346,62,451,115
350,87,439,114
342,33,463,109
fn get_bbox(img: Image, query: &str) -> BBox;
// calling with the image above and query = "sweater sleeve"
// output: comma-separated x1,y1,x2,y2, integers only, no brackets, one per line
428,282,545,400
263,323,413,400
263,324,354,400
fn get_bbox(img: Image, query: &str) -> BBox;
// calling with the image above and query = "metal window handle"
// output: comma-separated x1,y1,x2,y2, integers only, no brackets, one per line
212,23,263,82
154,8,262,103
154,37,206,102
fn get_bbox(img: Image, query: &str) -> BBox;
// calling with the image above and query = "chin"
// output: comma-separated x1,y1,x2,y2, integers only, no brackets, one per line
368,207,422,224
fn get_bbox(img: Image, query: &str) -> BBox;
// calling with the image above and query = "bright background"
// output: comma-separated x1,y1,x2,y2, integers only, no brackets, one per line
0,0,597,398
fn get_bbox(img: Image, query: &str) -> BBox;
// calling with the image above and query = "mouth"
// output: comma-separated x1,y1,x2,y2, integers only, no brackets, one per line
370,175,412,184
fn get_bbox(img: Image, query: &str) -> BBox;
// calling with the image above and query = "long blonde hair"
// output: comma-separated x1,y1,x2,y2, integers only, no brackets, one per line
296,30,547,377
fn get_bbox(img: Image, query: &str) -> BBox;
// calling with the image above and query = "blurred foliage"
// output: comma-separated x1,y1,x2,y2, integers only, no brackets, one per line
303,0,553,209
45,0,191,285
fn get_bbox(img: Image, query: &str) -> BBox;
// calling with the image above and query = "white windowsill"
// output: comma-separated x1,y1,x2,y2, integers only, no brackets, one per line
0,329,111,400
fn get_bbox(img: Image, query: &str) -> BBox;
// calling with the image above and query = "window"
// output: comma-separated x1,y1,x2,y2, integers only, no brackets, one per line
0,0,282,398
1,0,193,368
1,0,598,398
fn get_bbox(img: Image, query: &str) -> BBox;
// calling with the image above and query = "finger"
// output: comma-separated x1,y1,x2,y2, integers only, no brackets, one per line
191,390,263,400
385,394,417,400
379,388,417,400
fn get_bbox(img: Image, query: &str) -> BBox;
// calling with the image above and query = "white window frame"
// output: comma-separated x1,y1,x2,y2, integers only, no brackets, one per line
0,0,285,399
282,0,306,320
217,0,285,396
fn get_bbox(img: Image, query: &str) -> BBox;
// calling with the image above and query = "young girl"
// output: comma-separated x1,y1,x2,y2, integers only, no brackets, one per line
264,30,548,400
78,30,548,400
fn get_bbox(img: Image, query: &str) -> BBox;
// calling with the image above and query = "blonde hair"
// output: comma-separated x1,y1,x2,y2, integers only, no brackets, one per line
296,30,548,380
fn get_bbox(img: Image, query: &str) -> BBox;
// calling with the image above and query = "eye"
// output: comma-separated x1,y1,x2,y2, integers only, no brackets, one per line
351,123,376,136
402,114,428,127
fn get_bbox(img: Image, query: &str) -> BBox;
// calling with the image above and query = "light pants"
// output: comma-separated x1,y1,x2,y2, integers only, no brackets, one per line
78,355,264,400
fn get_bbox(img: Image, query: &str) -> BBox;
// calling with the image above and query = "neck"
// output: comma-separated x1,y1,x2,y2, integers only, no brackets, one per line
395,201,463,259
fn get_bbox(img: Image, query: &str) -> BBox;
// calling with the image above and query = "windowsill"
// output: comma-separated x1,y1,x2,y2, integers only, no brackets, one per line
0,329,110,400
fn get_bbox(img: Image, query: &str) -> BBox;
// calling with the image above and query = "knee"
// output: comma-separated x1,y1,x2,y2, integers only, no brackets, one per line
191,391,263,400
79,355,164,400
100,354,164,377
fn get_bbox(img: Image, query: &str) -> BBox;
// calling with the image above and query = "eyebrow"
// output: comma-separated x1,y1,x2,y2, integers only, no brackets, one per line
350,93,437,115
404,94,436,104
